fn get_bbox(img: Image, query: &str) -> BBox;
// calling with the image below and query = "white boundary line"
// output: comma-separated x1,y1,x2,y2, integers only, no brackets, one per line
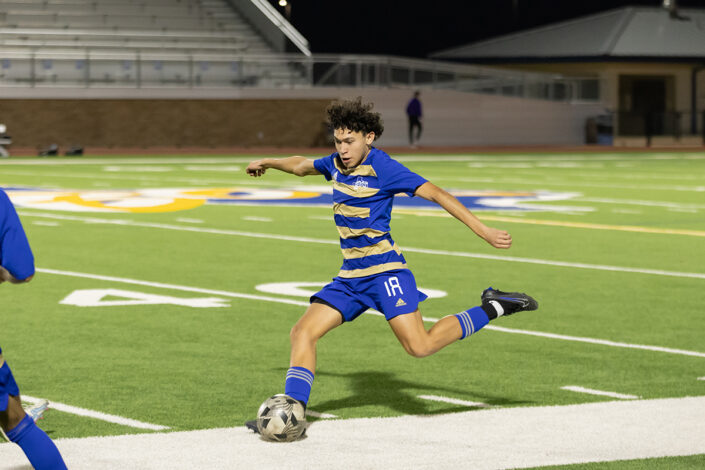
4,395,705,469
22,395,169,431
305,410,337,419
484,325,705,359
21,211,705,281
560,386,640,400
578,197,705,210
36,267,705,359
417,395,488,408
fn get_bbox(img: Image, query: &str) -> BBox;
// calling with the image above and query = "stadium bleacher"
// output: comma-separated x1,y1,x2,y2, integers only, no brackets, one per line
0,0,308,86
0,0,274,53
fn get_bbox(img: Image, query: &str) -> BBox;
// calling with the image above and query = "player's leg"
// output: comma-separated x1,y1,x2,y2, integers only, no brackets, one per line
408,117,415,144
0,359,67,470
389,288,537,357
415,117,422,143
388,309,463,357
378,271,537,357
290,301,343,374
286,301,343,405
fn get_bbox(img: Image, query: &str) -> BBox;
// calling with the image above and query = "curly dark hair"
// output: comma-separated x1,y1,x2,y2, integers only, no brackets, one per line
326,97,384,140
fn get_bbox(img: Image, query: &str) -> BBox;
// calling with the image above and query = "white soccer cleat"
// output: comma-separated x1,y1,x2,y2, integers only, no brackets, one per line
24,399,50,422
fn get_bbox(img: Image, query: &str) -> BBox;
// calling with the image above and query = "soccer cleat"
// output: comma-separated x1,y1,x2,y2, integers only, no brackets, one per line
245,420,259,434
481,287,538,317
24,399,50,422
0,399,50,442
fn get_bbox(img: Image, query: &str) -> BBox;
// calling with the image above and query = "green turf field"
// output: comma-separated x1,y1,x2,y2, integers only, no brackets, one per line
1,151,704,468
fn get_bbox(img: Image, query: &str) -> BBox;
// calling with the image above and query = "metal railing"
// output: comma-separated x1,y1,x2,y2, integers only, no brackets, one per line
0,50,600,102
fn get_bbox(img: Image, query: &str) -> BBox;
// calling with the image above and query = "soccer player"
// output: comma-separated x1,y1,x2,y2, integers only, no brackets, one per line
244,98,537,430
0,189,68,469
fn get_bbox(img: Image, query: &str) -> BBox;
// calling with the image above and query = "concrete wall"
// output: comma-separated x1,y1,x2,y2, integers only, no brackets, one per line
0,87,604,149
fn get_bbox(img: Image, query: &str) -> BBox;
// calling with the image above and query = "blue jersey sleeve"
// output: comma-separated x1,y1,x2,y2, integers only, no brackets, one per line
379,158,428,197
313,154,336,181
0,190,35,280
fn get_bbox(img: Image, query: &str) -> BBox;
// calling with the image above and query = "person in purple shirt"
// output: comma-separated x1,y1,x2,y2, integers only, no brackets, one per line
1,189,67,469
406,90,423,147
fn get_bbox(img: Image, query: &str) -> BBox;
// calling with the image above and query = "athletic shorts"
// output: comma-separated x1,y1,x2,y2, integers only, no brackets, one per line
311,269,428,322
0,357,20,412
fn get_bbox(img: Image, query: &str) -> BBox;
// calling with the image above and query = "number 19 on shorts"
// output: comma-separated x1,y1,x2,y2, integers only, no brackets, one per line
384,276,403,297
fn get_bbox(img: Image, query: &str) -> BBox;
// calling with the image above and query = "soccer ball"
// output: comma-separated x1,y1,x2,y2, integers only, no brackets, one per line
256,394,306,442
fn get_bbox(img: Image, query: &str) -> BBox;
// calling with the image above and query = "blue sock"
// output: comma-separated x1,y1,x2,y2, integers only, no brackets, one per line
454,306,490,340
7,414,67,470
285,366,314,405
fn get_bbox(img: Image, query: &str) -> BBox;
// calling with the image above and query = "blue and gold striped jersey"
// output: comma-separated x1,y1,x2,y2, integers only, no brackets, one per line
313,148,427,278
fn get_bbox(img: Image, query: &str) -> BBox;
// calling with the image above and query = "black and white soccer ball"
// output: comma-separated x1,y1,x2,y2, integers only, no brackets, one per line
256,394,306,442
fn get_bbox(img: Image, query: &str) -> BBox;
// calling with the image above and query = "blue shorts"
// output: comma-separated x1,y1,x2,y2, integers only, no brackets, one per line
311,269,428,322
0,359,20,412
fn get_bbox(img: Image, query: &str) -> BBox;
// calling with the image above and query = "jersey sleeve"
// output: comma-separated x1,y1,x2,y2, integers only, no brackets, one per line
379,158,428,197
313,154,336,181
0,190,35,280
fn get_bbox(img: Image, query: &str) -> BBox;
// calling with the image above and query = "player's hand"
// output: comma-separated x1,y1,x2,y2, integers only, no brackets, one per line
483,227,512,249
246,160,267,177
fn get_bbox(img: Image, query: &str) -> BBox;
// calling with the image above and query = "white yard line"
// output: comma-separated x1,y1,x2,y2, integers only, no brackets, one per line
484,325,705,359
417,394,488,408
578,197,705,210
698,377,705,381
305,410,338,419
20,211,705,281
1,396,703,469
36,268,705,359
37,268,311,308
435,176,705,193
560,386,640,400
31,221,59,226
21,395,169,431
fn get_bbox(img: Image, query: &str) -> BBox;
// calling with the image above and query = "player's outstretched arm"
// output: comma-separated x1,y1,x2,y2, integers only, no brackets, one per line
246,157,320,178
415,182,512,249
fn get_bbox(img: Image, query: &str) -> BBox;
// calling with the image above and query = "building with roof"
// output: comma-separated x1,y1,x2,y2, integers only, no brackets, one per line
431,5,705,146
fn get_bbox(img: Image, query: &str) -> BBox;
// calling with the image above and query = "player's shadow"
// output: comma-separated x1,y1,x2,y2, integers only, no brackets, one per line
307,370,529,417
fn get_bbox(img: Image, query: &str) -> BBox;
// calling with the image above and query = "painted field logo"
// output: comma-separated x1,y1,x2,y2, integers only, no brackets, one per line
4,186,588,213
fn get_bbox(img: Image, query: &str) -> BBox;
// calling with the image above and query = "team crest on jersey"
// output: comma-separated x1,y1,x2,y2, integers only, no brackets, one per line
353,177,369,192
332,171,339,181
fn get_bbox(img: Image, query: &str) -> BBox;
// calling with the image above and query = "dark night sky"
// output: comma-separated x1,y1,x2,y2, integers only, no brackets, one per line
267,0,705,58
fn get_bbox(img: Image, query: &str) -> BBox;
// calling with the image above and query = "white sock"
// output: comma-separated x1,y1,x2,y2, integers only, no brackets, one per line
489,300,504,317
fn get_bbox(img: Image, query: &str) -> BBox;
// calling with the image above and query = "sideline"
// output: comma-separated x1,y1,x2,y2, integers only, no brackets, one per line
1,396,703,469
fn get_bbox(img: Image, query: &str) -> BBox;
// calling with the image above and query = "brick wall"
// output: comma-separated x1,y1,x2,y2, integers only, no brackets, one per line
0,99,331,148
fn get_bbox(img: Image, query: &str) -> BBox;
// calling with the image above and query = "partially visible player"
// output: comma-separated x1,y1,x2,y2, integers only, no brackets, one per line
0,189,68,469
244,98,537,432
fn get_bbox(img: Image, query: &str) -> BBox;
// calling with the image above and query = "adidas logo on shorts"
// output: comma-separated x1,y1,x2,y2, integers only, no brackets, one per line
395,298,407,307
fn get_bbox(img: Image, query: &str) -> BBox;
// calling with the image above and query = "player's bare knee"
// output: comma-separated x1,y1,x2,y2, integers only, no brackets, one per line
402,340,432,358
290,323,316,347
